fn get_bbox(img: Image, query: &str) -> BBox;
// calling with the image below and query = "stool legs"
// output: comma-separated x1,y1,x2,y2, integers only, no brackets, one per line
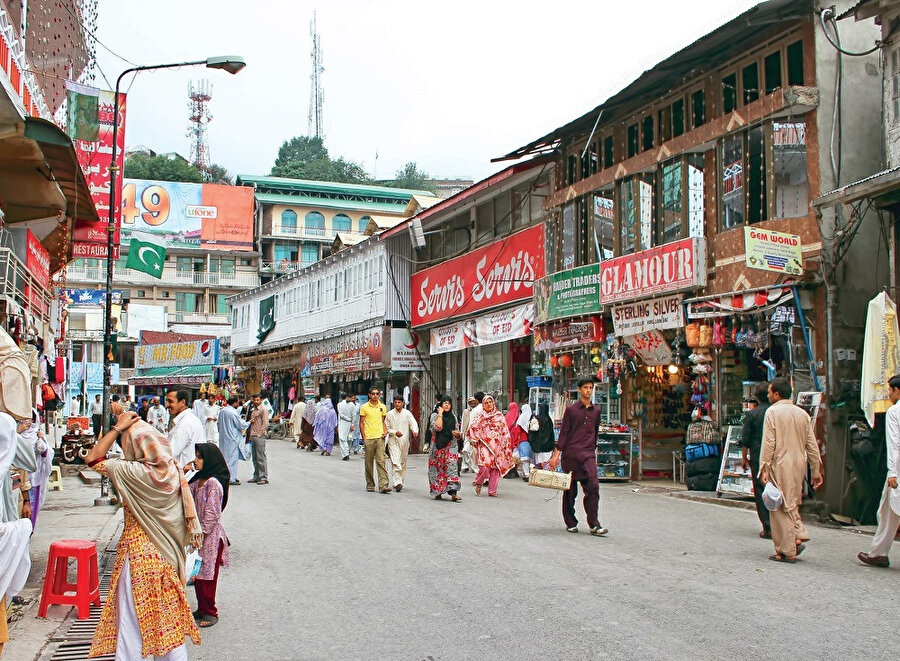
38,543,100,620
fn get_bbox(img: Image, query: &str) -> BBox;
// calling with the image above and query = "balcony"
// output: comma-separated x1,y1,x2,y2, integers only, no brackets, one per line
65,264,260,289
0,248,52,319
172,312,231,325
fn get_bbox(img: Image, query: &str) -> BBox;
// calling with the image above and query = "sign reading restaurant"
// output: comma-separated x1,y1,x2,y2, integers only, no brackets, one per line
599,237,706,305
411,224,545,327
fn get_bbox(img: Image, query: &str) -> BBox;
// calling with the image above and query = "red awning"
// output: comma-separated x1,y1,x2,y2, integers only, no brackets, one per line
684,285,795,319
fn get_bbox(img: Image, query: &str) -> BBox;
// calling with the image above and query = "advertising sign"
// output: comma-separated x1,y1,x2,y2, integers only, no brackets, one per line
533,263,601,325
135,338,219,369
300,326,385,375
533,316,604,352
599,237,706,305
627,330,674,366
611,294,684,337
429,303,534,356
389,328,429,371
412,224,545,327
23,230,50,313
744,227,803,275
121,179,254,252
63,289,124,306
70,86,125,259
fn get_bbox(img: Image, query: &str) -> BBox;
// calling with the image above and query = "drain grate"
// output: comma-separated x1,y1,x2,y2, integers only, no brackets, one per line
48,641,113,660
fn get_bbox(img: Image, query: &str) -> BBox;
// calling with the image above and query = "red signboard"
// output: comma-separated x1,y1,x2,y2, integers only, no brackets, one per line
411,224,545,327
300,326,386,375
599,237,706,305
532,316,604,352
72,88,126,259
24,230,50,315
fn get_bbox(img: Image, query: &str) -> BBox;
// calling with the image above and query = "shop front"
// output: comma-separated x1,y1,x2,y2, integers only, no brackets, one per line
129,337,220,397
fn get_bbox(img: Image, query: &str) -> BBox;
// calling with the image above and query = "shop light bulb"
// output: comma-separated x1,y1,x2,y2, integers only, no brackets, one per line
668,364,679,375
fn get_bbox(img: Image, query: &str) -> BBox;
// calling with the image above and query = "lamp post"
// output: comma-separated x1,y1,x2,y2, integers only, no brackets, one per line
97,56,245,504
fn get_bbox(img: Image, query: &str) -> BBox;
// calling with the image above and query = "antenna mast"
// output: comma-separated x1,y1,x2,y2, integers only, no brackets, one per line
187,79,213,180
307,12,324,139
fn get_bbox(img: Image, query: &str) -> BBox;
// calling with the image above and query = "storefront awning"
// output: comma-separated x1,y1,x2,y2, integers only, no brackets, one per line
128,364,213,387
812,166,900,210
684,284,795,319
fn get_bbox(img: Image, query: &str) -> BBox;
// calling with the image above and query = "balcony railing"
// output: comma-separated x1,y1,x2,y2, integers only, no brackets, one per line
65,265,260,289
0,247,52,319
172,312,231,325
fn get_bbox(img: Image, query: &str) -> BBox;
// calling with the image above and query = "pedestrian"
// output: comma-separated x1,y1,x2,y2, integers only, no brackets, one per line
385,395,418,492
858,373,900,567
549,377,608,535
350,396,362,455
741,381,772,539
70,395,81,417
299,396,318,451
337,393,356,460
359,387,389,493
186,443,230,628
90,394,102,437
148,397,169,435
759,377,824,563
314,398,338,456
165,389,205,469
514,403,533,481
246,393,270,484
528,406,555,470
138,397,150,422
192,392,208,423
22,409,52,528
468,395,515,497
428,396,462,501
204,398,221,445
289,397,306,444
2,419,36,523
217,396,250,485
85,412,202,659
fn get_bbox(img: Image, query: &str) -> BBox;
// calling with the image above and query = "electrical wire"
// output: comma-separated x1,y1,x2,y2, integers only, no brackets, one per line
820,7,881,57
58,1,139,68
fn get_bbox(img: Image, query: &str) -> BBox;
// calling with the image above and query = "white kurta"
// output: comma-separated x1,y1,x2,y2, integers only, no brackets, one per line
885,399,900,516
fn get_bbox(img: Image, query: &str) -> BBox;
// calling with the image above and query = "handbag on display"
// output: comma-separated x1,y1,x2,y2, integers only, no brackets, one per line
686,322,701,348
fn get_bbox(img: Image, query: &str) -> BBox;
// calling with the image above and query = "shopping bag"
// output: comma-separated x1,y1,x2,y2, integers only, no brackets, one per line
528,469,573,491
186,548,202,585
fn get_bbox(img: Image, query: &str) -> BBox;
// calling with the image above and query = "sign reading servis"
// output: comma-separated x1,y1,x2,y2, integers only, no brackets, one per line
411,224,546,327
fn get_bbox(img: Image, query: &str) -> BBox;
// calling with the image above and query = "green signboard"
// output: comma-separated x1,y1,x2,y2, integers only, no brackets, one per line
533,263,602,325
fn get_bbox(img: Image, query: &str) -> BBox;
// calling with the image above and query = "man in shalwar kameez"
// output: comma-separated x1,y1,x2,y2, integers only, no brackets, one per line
759,377,823,563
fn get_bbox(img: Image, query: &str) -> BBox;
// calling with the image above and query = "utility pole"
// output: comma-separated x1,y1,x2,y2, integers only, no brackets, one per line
307,12,324,139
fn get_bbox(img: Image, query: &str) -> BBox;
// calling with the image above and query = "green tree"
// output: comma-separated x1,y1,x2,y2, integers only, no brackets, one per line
123,154,204,183
270,136,370,183
207,163,233,185
387,161,433,192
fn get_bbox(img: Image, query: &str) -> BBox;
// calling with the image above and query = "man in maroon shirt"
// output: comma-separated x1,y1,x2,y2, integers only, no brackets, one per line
549,377,608,535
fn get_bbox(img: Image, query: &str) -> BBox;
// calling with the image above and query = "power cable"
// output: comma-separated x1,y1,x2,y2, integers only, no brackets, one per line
58,1,139,67
820,7,882,57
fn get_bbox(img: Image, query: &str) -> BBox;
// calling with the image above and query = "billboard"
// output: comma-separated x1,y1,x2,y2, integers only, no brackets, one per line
63,289,124,306
121,179,254,252
135,338,219,369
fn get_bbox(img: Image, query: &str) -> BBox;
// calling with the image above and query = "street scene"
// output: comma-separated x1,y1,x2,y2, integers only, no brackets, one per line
0,0,900,659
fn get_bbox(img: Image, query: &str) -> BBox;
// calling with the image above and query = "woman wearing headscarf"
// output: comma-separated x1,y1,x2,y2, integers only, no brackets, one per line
428,396,462,501
187,443,230,628
469,395,516,497
85,409,202,660
299,397,318,451
514,403,534,481
528,405,556,470
314,398,338,456
0,412,33,657
22,408,53,527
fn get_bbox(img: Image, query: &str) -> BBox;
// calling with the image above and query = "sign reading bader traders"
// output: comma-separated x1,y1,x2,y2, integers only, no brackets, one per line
533,264,601,325
411,224,545,327
600,237,706,305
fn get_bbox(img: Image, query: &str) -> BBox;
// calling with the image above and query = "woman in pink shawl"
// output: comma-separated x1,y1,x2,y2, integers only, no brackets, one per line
469,395,515,497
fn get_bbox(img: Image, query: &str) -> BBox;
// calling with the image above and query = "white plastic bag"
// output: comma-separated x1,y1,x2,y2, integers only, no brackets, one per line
186,548,202,585
762,482,784,511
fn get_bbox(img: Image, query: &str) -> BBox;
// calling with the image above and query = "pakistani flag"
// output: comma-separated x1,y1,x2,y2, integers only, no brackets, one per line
126,232,167,278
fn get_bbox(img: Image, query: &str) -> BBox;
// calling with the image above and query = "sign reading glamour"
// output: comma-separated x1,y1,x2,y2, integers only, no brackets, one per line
411,224,545,327
599,237,706,305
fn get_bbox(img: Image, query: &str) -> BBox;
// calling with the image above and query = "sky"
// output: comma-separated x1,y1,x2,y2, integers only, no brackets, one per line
94,0,764,183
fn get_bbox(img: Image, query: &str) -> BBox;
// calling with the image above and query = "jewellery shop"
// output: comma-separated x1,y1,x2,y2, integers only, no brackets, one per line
412,224,546,411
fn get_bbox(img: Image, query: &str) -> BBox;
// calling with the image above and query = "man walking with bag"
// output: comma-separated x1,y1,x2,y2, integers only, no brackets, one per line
858,374,900,567
549,377,607,536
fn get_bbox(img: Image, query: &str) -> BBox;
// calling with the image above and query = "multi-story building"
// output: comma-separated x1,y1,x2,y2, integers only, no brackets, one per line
235,175,432,283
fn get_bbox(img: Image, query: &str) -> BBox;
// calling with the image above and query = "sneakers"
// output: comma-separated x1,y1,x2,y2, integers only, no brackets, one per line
858,551,890,567
566,526,578,533
589,525,608,536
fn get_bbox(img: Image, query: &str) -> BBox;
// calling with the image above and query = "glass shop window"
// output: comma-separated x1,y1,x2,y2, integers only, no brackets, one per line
773,121,808,218
592,192,615,261
721,134,744,230
659,160,684,244
561,203,576,270
722,73,738,114
619,175,654,255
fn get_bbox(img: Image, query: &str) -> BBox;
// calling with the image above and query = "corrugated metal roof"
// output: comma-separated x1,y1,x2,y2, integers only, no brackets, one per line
253,192,409,214
235,174,432,199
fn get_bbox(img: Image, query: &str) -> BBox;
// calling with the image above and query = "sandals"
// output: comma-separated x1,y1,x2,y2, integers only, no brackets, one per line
768,553,797,563
366,487,375,492
196,615,218,628
795,543,806,556
451,494,462,502
474,484,482,495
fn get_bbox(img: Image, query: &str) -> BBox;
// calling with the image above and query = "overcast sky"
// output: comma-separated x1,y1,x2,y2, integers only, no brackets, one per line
95,0,763,183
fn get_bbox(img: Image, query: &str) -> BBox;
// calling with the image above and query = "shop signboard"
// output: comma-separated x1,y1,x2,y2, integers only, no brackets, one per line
743,227,803,275
599,237,706,305
300,326,385,375
611,294,684,337
63,289,124,306
430,303,534,356
135,338,219,369
389,327,430,371
533,316,604,352
626,330,673,366
411,224,545,327
121,179,254,252
533,264,601,325
24,230,50,314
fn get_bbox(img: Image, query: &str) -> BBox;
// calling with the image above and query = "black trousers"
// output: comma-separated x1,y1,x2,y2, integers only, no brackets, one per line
91,414,102,436
750,456,771,532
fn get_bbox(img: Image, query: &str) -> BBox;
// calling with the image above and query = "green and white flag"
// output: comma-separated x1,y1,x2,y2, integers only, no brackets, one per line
126,232,167,278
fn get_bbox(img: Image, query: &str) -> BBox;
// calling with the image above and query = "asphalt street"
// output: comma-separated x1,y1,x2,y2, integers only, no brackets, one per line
187,436,894,661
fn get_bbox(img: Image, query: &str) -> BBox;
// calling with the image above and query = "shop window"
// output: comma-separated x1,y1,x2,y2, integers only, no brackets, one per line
722,73,737,114
787,40,804,86
332,213,352,232
627,123,639,159
773,121,808,218
691,89,706,129
561,203,576,269
593,192,615,261
747,125,767,224
641,116,654,152
494,192,512,237
281,209,298,233
658,106,672,144
305,211,325,235
618,175,654,255
721,134,744,229
603,135,615,168
659,160,684,244
742,62,760,105
672,98,685,138
764,51,782,94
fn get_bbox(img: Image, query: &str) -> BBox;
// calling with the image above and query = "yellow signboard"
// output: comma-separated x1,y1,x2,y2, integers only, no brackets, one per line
744,227,803,275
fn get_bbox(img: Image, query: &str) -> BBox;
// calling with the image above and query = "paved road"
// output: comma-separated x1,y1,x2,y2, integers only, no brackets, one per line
188,436,892,661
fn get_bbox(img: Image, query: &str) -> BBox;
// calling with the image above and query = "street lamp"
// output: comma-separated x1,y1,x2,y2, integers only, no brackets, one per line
99,56,245,496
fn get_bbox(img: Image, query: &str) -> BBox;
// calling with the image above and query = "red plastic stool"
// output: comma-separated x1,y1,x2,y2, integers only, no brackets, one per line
37,539,100,619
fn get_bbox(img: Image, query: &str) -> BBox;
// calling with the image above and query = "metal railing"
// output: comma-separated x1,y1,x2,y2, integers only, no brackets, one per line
66,264,260,289
0,247,51,320
172,312,231,324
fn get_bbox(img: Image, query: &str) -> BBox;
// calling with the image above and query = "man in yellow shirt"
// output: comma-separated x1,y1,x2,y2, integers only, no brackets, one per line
359,387,389,493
